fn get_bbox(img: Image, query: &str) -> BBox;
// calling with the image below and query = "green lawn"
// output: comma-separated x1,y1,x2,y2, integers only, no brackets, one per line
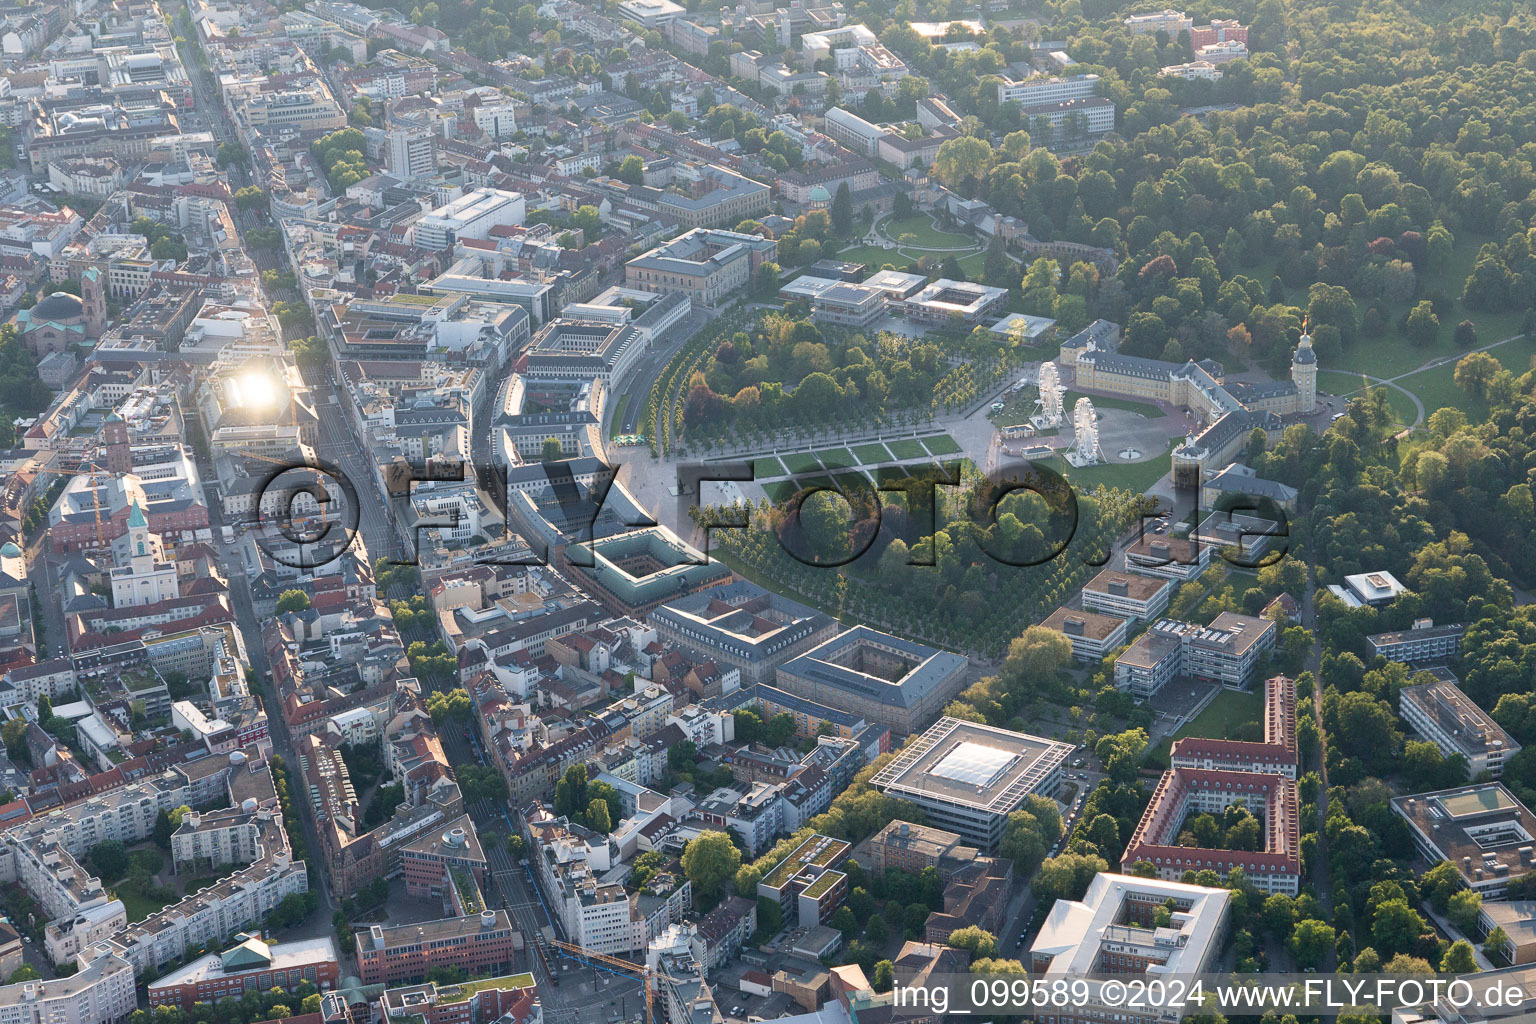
958,251,989,278
919,434,963,456
1063,390,1164,417
882,213,976,249
886,438,930,460
1394,333,1536,417
815,448,858,469
1147,688,1265,766
1324,236,1528,379
781,452,823,475
833,244,911,271
752,456,787,479
116,889,163,924
762,481,798,504
607,394,629,438
1316,370,1419,424
852,442,893,463
1043,439,1179,494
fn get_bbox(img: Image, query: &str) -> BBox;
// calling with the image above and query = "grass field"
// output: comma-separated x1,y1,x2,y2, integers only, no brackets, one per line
816,447,858,469
832,471,875,491
1147,688,1265,765
762,481,798,504
852,442,892,463
920,434,963,456
782,452,823,475
1394,333,1536,417
833,244,911,271
116,889,162,924
1316,370,1420,424
882,213,976,248
1045,439,1179,494
886,438,930,460
607,395,629,438
959,251,989,277
752,456,787,479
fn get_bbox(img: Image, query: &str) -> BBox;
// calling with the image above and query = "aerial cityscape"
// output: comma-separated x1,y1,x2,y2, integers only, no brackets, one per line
0,0,1527,1023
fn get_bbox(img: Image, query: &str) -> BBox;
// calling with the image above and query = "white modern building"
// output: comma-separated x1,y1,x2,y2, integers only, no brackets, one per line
871,717,1071,850
414,189,526,250
1400,676,1519,779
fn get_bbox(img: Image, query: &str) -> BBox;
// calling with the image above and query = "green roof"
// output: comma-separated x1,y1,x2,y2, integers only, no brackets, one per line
801,868,845,901
436,974,536,1004
127,502,147,529
220,936,272,971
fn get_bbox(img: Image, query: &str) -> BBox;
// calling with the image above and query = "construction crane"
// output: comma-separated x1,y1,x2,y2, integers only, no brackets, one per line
30,458,111,550
549,939,686,1024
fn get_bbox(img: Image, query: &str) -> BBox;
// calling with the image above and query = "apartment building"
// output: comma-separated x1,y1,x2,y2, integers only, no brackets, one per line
0,943,135,1024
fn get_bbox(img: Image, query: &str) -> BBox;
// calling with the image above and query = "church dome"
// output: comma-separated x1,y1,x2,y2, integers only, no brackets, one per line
808,184,831,203
29,292,84,321
0,542,19,558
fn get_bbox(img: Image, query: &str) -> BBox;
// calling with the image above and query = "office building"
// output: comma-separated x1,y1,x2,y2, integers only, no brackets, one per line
996,73,1099,105
756,835,850,926
775,627,967,736
811,283,885,328
1391,784,1536,899
625,229,778,305
1116,612,1275,694
897,279,1008,326
415,189,527,250
1081,569,1172,623
1368,620,1465,665
822,107,885,157
650,581,838,687
356,911,518,985
871,717,1071,850
1030,874,1230,1024
386,125,437,180
1040,607,1130,663
523,319,647,385
1400,677,1519,780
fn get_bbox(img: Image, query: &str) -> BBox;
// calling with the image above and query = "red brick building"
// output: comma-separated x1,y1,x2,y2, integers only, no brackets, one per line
357,911,519,985
148,935,340,1009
